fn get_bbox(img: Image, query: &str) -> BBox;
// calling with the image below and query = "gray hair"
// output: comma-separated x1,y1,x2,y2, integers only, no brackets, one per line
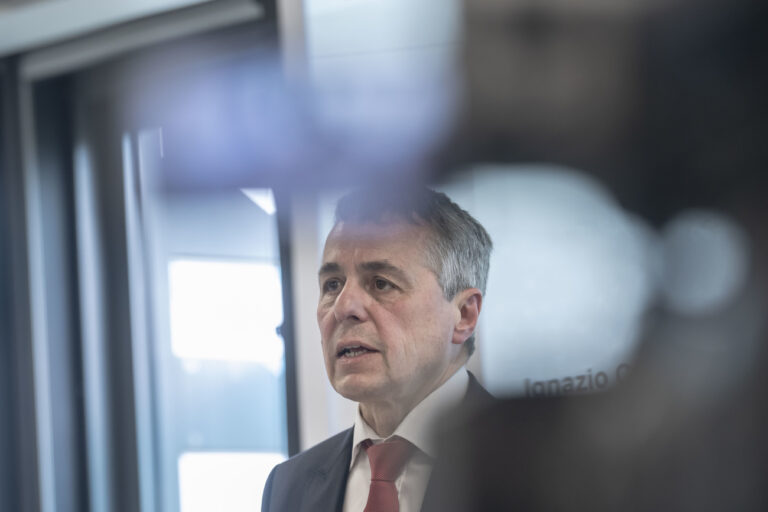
334,186,493,356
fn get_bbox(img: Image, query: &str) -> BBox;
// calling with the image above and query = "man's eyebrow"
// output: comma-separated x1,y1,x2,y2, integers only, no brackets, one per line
318,262,341,276
359,261,410,283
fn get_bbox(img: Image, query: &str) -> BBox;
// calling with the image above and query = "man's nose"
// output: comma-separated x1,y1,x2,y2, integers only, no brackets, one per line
333,281,369,323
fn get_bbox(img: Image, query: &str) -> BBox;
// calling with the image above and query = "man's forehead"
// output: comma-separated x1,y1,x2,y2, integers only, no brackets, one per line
326,220,429,245
321,220,433,267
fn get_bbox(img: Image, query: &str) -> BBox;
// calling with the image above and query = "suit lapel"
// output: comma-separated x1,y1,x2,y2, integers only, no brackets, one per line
303,428,354,512
464,371,496,411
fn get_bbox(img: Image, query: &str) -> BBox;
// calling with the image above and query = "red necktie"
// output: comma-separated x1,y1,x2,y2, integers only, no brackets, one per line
363,437,416,512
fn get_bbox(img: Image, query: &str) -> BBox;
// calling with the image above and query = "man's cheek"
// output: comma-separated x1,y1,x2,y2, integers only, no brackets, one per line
318,318,333,339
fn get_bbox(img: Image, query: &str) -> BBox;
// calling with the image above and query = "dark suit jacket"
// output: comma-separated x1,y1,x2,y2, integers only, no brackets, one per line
261,371,494,512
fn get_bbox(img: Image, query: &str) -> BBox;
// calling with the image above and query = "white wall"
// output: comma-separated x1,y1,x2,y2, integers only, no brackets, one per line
292,0,465,450
289,191,354,450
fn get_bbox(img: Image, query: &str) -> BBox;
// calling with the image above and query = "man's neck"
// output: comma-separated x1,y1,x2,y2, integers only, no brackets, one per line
359,402,411,439
359,363,465,438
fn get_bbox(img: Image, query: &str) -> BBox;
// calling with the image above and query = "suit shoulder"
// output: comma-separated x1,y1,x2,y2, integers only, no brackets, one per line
263,429,353,512
273,428,353,474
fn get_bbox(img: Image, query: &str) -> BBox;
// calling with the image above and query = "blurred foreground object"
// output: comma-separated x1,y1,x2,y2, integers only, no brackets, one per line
454,0,768,206
430,0,768,509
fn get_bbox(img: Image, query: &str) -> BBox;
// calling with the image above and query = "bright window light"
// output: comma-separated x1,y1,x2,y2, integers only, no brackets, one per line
241,188,276,215
178,451,287,512
169,260,284,374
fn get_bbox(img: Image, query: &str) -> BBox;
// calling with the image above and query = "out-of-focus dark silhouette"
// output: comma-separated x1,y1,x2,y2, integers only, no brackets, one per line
429,0,768,510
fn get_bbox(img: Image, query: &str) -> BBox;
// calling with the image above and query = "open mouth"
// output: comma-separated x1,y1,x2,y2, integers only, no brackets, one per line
337,346,377,358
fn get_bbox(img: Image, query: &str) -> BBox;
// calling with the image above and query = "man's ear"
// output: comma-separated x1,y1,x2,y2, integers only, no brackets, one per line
452,288,482,345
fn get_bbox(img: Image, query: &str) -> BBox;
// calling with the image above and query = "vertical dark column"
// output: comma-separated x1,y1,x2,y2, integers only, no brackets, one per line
1,56,43,512
81,81,142,512
274,188,301,456
32,76,89,512
0,57,21,512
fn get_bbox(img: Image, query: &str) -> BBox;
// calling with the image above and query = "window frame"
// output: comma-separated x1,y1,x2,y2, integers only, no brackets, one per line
7,1,303,510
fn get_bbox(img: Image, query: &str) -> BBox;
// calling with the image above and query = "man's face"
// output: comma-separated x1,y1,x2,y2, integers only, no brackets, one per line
317,220,463,407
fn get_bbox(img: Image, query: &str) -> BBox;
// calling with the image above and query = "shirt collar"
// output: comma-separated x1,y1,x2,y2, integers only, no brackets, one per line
350,368,469,468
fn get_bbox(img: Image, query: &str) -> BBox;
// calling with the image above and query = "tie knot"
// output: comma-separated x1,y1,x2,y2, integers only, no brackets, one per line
364,437,416,482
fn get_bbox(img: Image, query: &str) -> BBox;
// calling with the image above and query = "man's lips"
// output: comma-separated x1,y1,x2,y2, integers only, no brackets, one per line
335,341,379,358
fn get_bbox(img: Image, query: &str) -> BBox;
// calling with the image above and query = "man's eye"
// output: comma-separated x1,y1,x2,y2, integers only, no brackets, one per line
322,279,342,293
374,278,393,291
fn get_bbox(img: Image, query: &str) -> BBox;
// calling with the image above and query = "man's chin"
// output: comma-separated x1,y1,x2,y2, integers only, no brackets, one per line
332,376,387,403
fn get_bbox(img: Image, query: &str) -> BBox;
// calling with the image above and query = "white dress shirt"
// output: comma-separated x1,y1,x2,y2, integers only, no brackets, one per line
341,369,469,512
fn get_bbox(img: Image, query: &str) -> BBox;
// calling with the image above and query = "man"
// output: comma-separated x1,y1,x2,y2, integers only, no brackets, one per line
262,186,494,512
